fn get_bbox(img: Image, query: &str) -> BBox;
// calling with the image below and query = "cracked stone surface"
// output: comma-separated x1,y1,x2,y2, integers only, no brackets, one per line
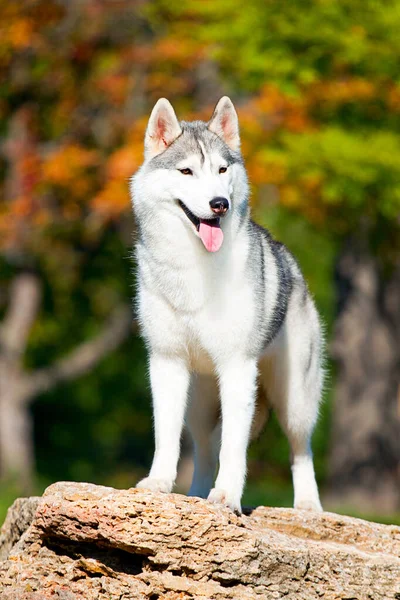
0,481,399,599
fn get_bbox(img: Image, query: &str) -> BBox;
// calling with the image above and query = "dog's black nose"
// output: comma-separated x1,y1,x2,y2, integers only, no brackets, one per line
209,197,229,215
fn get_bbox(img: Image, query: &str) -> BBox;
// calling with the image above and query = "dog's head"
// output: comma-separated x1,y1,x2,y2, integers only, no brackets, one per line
131,97,249,253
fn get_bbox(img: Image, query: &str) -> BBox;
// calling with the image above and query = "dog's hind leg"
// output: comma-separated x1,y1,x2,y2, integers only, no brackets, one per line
187,374,220,499
261,320,323,512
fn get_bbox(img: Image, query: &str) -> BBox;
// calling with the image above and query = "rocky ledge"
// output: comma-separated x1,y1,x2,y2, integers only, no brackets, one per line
0,481,399,599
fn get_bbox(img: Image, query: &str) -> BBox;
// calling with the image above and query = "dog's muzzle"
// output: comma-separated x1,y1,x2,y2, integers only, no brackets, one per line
178,200,224,253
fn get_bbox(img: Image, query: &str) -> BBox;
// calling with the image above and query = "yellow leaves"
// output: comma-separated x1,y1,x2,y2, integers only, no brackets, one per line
285,110,310,134
247,152,287,187
254,85,289,115
0,11,34,57
42,145,98,189
96,74,132,106
32,208,52,228
90,118,147,221
51,98,77,136
280,185,301,209
0,1,64,60
387,84,400,113
106,146,140,181
0,195,35,252
280,185,326,226
91,142,143,219
350,25,366,39
243,85,312,138
152,37,204,66
300,173,323,195
10,195,35,218
148,72,190,96
309,78,375,106
92,179,130,219
146,36,206,95
8,18,35,49
16,153,41,196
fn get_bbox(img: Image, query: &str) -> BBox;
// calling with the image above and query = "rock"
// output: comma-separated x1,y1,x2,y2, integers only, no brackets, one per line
0,496,40,562
0,482,399,599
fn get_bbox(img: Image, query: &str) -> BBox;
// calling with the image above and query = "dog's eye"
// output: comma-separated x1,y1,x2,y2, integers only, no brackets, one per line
179,168,193,175
219,166,228,174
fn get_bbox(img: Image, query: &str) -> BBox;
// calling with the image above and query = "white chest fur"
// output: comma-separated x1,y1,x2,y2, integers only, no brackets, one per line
136,226,255,371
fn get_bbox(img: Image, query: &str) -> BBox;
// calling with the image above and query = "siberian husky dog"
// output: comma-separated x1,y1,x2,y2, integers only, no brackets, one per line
131,97,323,513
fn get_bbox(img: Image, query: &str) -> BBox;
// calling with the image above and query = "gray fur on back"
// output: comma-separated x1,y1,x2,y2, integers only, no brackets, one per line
247,220,307,356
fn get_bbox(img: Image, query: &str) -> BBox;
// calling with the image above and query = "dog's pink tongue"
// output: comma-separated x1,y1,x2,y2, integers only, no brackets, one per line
198,220,224,252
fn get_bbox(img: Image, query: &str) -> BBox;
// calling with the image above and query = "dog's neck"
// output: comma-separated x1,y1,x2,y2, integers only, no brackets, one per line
135,205,251,312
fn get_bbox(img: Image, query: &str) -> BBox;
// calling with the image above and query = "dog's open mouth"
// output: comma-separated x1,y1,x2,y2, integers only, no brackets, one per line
178,201,224,253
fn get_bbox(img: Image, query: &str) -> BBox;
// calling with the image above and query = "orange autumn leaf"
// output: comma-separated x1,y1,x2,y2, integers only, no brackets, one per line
280,185,302,209
10,195,36,218
8,18,36,49
96,74,132,105
43,145,98,186
106,146,141,180
91,179,130,218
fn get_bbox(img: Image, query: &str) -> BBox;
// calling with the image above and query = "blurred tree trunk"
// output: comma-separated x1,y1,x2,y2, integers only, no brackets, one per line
0,387,35,493
0,271,133,492
327,239,400,514
0,273,41,492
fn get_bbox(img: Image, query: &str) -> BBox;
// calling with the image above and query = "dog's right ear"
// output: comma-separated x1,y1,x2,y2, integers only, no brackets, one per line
145,99,182,159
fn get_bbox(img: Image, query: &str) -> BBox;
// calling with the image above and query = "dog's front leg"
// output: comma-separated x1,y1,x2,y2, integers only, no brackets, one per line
136,354,190,494
208,358,258,513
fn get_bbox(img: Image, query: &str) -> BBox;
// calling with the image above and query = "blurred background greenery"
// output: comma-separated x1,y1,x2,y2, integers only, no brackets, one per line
1,0,399,526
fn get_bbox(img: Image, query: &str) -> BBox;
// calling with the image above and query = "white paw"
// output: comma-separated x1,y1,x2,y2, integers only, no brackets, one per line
208,487,242,514
294,497,323,512
136,477,173,494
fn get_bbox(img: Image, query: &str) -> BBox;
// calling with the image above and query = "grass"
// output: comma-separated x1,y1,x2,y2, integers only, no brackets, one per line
0,477,49,527
0,484,24,527
330,506,400,527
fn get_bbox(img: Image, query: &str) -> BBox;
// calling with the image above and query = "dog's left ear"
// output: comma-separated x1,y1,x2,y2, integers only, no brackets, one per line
145,98,182,159
208,96,240,151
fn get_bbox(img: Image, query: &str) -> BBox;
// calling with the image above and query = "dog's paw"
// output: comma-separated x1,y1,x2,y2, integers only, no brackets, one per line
294,497,323,512
208,487,242,514
136,477,173,494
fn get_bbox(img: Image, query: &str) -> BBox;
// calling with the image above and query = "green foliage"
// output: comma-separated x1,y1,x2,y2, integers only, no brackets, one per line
280,128,400,235
0,483,24,527
33,334,152,487
148,0,400,251
27,231,153,486
151,0,400,89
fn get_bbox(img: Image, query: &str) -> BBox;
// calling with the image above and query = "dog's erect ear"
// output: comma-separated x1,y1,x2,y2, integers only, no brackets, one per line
208,96,240,151
145,98,182,159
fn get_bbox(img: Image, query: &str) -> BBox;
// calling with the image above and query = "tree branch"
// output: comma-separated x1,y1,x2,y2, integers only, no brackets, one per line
0,273,41,364
25,304,134,399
